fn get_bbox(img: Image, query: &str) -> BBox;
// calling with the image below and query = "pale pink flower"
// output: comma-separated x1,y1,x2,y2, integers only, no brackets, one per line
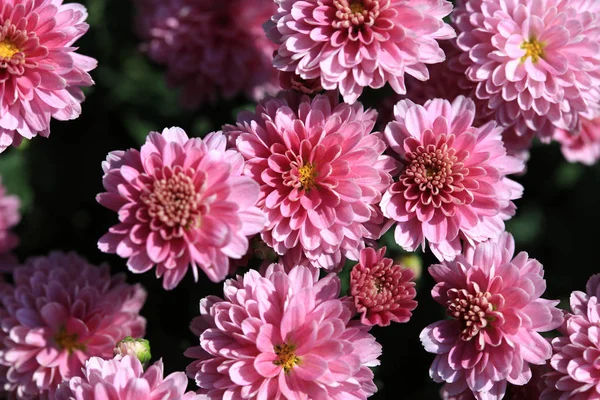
554,114,600,165
420,232,563,400
133,0,279,108
0,0,97,152
0,177,20,255
0,252,146,399
381,96,524,261
453,0,600,140
225,92,397,270
185,264,381,399
54,356,203,400
542,273,600,399
266,0,456,104
97,128,265,290
350,246,417,326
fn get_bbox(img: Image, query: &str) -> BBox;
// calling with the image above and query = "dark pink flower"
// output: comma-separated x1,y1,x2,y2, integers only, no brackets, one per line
0,177,20,255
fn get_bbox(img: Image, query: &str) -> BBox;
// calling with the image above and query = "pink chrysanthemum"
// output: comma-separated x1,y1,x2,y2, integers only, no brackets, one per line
185,264,382,399
0,177,20,255
133,0,279,108
350,246,417,326
420,232,563,400
554,114,600,165
0,0,96,152
0,252,146,398
453,0,600,140
54,356,202,400
225,93,397,270
381,96,524,261
97,127,265,290
542,273,600,399
266,0,456,104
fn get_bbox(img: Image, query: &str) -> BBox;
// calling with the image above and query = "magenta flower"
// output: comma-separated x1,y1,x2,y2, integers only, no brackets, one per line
97,128,265,290
0,0,97,152
554,114,600,165
350,246,417,326
453,0,600,140
542,273,600,399
226,92,397,270
0,252,146,398
381,96,524,261
266,0,456,104
420,232,563,400
133,0,279,108
185,264,382,399
0,177,20,255
55,356,203,400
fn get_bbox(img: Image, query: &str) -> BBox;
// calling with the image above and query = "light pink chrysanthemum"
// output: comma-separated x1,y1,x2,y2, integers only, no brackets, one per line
350,246,417,326
0,252,146,399
55,356,203,400
0,177,20,255
453,0,600,140
185,264,382,399
0,0,96,152
420,232,563,400
226,93,397,270
381,96,524,261
542,273,600,399
266,0,456,104
97,127,265,290
133,0,279,108
554,114,600,165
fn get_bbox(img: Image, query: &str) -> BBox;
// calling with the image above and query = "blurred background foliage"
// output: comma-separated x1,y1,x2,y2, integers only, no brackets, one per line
0,0,598,398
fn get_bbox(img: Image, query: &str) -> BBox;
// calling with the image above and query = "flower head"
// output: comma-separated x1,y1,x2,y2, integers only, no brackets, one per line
226,92,397,270
97,127,265,290
0,252,146,398
185,264,381,399
55,356,203,400
266,0,456,104
114,337,151,366
0,0,97,152
420,232,563,399
0,177,20,255
350,246,417,326
381,96,524,260
554,114,600,165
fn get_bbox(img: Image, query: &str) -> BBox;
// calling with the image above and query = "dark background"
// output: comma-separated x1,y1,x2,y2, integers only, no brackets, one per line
1,0,598,398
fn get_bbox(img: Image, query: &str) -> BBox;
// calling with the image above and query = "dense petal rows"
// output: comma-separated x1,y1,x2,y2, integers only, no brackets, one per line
185,264,381,399
266,0,456,103
0,252,146,398
97,127,265,290
554,114,600,165
0,0,97,151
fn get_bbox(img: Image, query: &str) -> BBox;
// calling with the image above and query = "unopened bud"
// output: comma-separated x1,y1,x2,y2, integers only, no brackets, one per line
114,337,151,366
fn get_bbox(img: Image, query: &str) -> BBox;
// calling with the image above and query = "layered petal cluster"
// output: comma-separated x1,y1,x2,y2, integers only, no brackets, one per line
266,0,456,104
55,356,203,400
0,177,20,254
453,0,600,140
226,93,397,270
554,114,600,165
0,0,97,152
133,0,279,108
420,232,563,400
350,246,417,326
381,97,524,260
0,252,147,398
185,264,382,399
97,128,264,290
542,273,600,399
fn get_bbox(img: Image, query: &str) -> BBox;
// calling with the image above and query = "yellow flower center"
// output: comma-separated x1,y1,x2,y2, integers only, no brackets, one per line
54,326,86,354
521,39,545,63
350,0,365,14
0,40,21,59
273,343,300,373
298,163,317,190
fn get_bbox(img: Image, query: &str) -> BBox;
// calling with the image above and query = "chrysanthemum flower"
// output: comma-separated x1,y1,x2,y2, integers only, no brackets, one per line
97,128,264,290
350,246,417,326
133,0,279,108
453,0,600,140
554,114,600,165
381,96,524,260
0,252,146,398
266,0,456,104
55,356,203,400
0,177,20,255
0,0,97,152
226,93,397,270
420,232,563,400
185,264,382,399
542,273,600,399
